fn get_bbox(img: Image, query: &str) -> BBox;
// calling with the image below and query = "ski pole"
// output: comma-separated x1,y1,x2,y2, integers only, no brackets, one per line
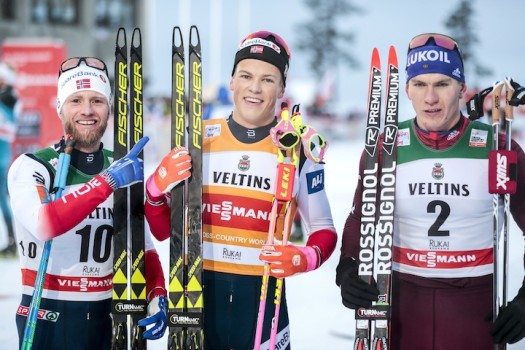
502,77,515,310
490,81,504,350
254,103,300,350
21,135,75,350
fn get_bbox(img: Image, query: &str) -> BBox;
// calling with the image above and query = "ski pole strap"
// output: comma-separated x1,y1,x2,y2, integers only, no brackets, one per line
506,77,525,106
298,124,328,163
291,104,328,163
466,86,493,121
270,107,300,151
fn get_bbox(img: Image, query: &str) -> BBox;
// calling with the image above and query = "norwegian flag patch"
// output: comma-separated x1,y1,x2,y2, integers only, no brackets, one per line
76,78,91,89
250,45,264,54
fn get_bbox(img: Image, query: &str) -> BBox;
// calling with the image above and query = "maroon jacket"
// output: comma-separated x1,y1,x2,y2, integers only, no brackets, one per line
339,116,525,350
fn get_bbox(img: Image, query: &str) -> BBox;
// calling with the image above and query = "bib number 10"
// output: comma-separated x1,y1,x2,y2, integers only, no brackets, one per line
76,224,113,263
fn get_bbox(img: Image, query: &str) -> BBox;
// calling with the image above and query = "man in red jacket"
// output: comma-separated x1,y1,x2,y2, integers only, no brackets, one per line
336,33,525,349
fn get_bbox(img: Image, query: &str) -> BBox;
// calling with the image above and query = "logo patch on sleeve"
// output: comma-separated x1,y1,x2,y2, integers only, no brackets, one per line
306,169,324,194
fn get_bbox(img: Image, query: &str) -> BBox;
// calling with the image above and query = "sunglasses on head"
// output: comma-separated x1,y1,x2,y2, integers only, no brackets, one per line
241,30,291,58
408,33,463,65
408,33,460,50
59,57,108,77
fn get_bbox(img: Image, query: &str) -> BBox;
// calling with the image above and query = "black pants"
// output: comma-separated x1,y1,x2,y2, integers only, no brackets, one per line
16,294,112,350
203,271,291,350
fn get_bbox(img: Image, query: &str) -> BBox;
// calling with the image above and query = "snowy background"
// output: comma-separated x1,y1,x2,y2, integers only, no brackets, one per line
1,138,524,349
2,0,525,347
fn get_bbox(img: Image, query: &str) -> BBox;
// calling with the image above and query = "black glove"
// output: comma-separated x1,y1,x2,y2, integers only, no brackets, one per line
508,78,525,106
491,287,525,345
336,257,379,310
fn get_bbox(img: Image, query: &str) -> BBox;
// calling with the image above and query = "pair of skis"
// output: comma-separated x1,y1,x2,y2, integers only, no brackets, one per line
167,25,204,350
112,27,148,350
355,46,399,350
254,103,328,349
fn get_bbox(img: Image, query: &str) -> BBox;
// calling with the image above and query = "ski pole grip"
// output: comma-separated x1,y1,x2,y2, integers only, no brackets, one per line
505,77,515,121
491,81,504,125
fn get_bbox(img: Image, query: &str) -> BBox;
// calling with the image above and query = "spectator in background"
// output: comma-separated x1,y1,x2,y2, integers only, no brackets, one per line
0,61,19,257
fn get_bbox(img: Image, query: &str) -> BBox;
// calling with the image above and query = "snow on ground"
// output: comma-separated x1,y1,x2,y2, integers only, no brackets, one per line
1,139,524,349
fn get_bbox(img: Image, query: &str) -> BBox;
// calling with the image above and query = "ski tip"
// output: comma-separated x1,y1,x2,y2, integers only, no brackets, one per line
371,48,381,69
388,46,398,64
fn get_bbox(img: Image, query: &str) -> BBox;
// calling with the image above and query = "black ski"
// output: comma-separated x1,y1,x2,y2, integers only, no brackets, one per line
186,25,204,350
112,27,147,350
112,26,130,350
167,25,204,350
168,26,188,350
129,28,148,350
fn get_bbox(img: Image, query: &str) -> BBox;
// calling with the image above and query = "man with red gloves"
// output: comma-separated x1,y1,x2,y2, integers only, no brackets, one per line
144,30,337,349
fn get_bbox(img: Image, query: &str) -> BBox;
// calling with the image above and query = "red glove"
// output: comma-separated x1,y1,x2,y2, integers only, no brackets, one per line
259,243,319,278
146,146,191,197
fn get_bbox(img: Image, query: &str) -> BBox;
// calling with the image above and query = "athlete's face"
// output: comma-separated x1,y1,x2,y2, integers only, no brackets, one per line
60,90,109,153
230,59,285,128
406,73,467,132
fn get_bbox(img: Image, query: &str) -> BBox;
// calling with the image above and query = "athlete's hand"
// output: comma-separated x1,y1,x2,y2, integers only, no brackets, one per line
491,291,525,344
336,257,379,310
146,146,192,197
507,78,525,106
259,243,319,278
138,295,168,340
102,137,148,190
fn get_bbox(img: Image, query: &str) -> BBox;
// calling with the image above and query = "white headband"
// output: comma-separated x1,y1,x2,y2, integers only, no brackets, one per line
56,64,112,114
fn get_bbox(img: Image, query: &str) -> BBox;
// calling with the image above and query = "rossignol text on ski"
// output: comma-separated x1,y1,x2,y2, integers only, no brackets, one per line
354,46,399,350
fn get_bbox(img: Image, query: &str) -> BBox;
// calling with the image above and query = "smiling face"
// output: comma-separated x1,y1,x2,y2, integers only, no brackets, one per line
60,90,109,152
406,73,467,132
229,59,285,128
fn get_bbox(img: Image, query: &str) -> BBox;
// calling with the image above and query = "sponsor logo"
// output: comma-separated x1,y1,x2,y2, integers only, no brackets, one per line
115,302,146,313
240,38,281,54
429,239,450,250
496,152,510,191
406,50,451,66
238,155,250,171
222,247,242,260
452,68,462,79
408,182,469,196
203,200,270,221
469,128,488,147
213,171,271,190
447,130,460,141
397,128,410,146
82,266,101,276
306,169,324,194
432,163,444,180
405,251,478,268
57,276,113,292
17,305,60,322
357,308,388,319
170,314,201,326
358,163,378,276
204,124,221,138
